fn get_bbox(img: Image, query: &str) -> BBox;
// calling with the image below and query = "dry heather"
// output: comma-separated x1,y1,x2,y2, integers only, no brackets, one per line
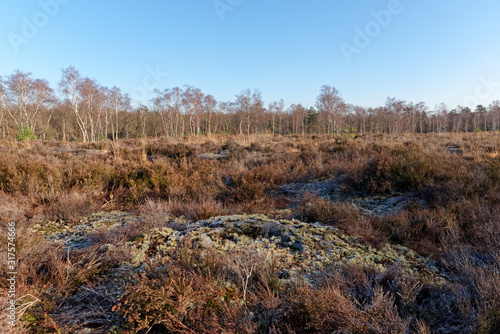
0,132,499,333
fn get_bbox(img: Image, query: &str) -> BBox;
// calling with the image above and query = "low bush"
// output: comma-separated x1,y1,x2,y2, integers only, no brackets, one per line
1,133,499,333
487,158,500,184
47,191,94,221
16,126,37,142
296,195,389,249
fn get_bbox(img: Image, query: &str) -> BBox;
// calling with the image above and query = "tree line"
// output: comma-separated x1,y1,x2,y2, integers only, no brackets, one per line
1,67,499,141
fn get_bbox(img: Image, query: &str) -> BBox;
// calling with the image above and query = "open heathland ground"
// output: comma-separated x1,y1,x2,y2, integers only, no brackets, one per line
1,132,500,333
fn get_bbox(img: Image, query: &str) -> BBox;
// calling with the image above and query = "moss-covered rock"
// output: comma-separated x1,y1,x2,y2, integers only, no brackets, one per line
126,214,444,283
32,211,446,284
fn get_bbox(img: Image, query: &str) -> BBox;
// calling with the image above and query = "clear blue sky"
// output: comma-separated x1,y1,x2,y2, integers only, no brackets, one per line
1,0,499,109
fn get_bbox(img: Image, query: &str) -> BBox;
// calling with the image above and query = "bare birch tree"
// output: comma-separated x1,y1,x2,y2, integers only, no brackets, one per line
316,85,344,134
59,66,89,142
5,71,54,136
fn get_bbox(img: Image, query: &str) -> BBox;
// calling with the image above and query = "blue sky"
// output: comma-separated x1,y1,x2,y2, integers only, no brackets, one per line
1,0,499,109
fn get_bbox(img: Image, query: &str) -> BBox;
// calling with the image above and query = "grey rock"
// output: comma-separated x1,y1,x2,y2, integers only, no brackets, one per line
290,242,308,253
280,231,293,243
261,222,295,237
199,233,214,248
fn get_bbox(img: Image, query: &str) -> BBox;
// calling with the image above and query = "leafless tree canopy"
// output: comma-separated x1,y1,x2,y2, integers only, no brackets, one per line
1,67,499,141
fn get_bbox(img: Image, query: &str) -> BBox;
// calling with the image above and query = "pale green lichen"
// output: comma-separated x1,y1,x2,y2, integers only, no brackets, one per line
123,213,444,283
31,211,445,284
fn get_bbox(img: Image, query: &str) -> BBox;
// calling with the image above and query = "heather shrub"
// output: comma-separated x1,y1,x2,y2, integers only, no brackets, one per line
223,174,266,203
115,256,257,333
345,145,472,194
1,133,500,333
221,140,242,151
377,206,447,255
47,191,94,221
227,145,249,163
273,266,428,333
0,191,26,222
147,142,194,159
248,142,264,152
487,158,500,184
167,198,226,221
364,146,433,192
296,196,389,249
443,231,500,334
